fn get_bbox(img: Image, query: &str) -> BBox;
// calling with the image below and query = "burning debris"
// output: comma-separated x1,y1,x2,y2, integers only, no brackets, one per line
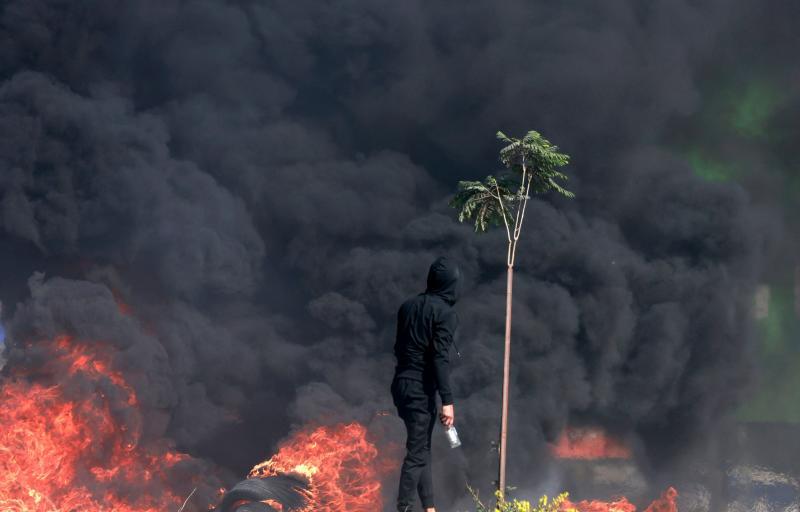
215,476,310,512
549,427,677,512
217,423,391,512
562,487,677,512
551,427,632,461
0,328,390,512
0,336,205,511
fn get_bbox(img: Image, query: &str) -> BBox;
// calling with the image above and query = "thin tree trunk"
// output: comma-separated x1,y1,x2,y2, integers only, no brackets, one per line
498,264,513,499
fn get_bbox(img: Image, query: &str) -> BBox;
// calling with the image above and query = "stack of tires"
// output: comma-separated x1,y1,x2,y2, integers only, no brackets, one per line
216,475,309,512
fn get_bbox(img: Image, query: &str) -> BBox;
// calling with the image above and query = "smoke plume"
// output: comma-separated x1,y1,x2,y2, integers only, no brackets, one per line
0,0,796,509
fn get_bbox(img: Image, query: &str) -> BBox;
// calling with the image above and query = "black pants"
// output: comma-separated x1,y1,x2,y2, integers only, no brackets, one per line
391,377,437,511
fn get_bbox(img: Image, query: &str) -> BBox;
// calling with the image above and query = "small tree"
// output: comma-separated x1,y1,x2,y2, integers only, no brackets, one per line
451,131,573,498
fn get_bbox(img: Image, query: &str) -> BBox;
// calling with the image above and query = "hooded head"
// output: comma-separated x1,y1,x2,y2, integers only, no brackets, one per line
426,256,461,305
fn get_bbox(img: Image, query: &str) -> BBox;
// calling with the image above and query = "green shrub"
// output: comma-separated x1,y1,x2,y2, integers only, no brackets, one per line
469,488,575,512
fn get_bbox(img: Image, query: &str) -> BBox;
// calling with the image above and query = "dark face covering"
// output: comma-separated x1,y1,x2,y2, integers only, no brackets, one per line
425,256,461,305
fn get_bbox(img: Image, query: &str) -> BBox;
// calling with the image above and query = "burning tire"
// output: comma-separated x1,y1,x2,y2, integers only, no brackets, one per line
218,475,309,512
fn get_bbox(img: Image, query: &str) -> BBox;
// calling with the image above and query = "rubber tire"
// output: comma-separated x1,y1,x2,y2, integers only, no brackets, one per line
218,476,308,512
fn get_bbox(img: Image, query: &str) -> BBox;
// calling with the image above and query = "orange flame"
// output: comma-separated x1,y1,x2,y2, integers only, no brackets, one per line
551,427,631,460
562,496,636,512
0,336,193,512
642,488,678,512
561,488,678,512
248,423,389,512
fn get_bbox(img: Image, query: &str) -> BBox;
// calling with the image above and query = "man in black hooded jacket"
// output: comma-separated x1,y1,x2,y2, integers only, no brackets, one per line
391,256,460,512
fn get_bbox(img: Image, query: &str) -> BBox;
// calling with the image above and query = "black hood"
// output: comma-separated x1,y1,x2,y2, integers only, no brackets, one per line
426,257,461,305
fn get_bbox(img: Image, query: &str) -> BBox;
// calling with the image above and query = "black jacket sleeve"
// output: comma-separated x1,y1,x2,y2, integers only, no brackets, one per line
432,306,457,405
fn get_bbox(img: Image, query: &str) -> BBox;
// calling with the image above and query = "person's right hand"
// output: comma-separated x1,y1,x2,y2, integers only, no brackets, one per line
440,404,454,427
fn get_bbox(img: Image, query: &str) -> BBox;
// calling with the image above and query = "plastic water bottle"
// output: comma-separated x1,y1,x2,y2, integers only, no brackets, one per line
445,426,461,448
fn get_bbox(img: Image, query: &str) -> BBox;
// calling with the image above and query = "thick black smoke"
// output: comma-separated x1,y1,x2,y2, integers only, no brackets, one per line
0,0,794,509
